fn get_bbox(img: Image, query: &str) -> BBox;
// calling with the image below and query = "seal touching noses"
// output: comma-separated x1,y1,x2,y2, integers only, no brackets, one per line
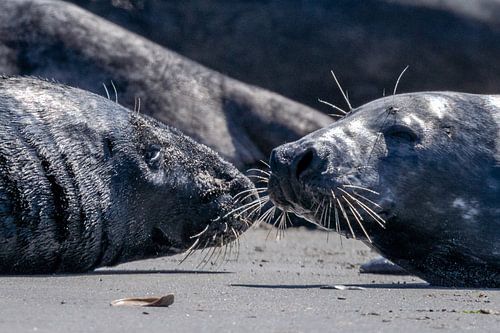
0,76,257,274
267,92,500,287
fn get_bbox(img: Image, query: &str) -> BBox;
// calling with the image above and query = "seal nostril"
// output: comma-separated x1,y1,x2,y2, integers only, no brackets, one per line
295,149,314,180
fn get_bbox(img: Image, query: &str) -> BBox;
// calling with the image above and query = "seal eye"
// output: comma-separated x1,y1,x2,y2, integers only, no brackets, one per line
144,144,162,169
383,125,418,143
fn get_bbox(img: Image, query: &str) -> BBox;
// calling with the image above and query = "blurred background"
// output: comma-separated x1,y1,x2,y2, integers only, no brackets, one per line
70,0,500,111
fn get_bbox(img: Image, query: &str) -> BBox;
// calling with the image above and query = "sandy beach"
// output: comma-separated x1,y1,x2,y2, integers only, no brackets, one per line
0,226,498,332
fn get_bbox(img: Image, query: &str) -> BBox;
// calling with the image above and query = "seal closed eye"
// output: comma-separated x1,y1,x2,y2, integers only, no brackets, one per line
266,92,500,288
0,76,257,274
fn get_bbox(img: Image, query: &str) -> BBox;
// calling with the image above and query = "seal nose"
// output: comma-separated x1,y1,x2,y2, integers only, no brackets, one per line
270,145,318,182
293,148,315,181
269,144,321,208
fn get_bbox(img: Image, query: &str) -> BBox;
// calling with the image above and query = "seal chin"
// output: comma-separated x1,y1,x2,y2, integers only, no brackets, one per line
182,188,259,253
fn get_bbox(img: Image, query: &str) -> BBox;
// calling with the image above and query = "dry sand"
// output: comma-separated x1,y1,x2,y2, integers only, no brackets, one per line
0,226,498,332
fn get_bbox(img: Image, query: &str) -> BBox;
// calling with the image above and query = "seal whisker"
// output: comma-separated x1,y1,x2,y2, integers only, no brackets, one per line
348,191,382,209
110,80,118,103
317,199,325,226
326,200,332,230
334,204,340,234
199,242,218,269
277,211,292,239
222,197,266,218
274,211,286,239
246,206,264,221
259,160,270,168
318,98,347,116
330,191,340,233
220,237,229,266
233,200,266,219
343,196,372,243
393,65,409,95
313,198,323,218
339,189,386,228
233,187,267,197
227,240,233,262
196,238,213,267
256,205,276,226
102,82,111,100
247,174,270,182
330,70,352,111
246,168,271,176
342,184,380,195
134,96,141,113
320,199,329,228
338,187,381,211
231,228,240,262
190,224,210,239
178,238,200,265
233,187,267,203
336,198,356,239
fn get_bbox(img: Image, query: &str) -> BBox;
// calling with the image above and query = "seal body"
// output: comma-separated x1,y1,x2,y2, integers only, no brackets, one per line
268,92,500,287
0,76,256,274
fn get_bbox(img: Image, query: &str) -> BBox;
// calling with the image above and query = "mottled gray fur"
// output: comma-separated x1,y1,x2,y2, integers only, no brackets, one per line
0,76,255,274
269,92,500,287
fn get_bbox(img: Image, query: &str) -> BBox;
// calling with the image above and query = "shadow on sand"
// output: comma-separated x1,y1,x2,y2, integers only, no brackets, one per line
230,283,434,290
1,269,233,278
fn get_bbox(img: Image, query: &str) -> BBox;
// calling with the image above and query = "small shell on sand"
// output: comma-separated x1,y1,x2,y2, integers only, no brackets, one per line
110,294,175,307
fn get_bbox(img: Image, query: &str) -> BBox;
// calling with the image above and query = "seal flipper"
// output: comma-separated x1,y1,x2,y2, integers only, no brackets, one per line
359,256,408,275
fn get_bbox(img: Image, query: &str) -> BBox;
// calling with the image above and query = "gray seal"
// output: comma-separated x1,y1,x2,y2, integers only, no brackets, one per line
0,76,256,274
267,92,500,287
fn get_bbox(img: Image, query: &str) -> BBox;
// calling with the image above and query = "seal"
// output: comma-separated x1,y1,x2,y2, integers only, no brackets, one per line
0,76,257,274
0,0,331,169
265,91,500,287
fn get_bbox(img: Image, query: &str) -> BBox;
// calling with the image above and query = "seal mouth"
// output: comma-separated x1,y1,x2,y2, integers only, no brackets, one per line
175,188,260,264
267,173,389,242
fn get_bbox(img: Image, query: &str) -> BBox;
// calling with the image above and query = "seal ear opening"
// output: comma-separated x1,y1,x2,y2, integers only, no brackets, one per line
144,144,162,169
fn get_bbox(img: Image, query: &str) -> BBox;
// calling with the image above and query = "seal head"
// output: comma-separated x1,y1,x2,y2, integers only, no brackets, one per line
0,76,257,273
268,92,500,287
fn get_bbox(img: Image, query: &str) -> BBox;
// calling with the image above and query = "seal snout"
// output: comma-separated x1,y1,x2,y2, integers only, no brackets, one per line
268,144,326,211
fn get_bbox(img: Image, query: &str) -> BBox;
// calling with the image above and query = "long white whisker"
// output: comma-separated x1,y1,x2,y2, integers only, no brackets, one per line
343,197,372,243
190,224,210,239
223,196,267,218
318,98,347,115
178,238,200,265
235,190,267,205
326,200,332,230
339,189,386,228
102,83,110,100
259,160,270,168
233,201,266,218
233,187,267,199
331,70,352,111
393,65,409,95
246,168,271,176
247,175,270,182
349,191,382,209
110,80,118,104
234,188,266,202
337,198,356,239
342,184,379,195
256,206,276,225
